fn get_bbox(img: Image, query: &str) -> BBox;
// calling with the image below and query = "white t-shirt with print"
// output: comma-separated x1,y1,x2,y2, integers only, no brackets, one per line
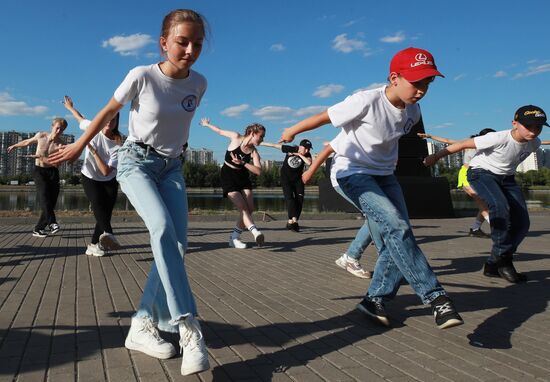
114,64,207,158
469,130,541,175
327,86,421,178
80,119,120,181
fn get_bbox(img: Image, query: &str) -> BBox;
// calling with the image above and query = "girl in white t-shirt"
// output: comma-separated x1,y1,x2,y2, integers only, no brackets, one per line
51,9,210,376
424,104,547,284
63,96,122,257
200,118,265,248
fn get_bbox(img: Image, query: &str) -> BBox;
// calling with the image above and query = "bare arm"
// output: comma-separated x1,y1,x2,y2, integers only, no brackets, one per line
541,140,550,145
417,133,458,145
423,138,476,167
231,149,262,176
7,134,39,153
280,110,331,143
87,144,114,177
292,152,312,166
62,96,86,124
200,118,239,139
49,97,123,164
302,143,334,184
260,142,283,150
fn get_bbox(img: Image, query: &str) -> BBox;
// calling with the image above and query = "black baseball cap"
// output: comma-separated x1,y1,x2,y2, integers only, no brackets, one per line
299,139,313,149
514,105,549,127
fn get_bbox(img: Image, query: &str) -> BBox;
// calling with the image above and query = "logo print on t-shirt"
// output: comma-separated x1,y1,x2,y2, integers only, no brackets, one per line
287,156,302,169
403,118,414,134
181,95,198,112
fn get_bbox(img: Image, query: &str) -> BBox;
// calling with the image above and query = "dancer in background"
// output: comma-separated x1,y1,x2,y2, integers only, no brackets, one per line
50,9,210,376
201,117,265,248
63,95,122,256
261,139,312,232
7,118,67,237
418,128,495,238
424,105,548,284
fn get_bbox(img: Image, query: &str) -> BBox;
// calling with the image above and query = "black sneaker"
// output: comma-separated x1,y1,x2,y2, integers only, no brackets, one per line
286,222,293,230
469,228,490,238
291,222,300,232
431,296,463,329
497,259,527,283
32,230,48,238
49,223,60,234
356,298,390,327
483,261,500,278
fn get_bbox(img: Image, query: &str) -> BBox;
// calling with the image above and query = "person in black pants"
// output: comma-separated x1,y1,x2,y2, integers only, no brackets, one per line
63,96,123,256
7,118,68,237
261,139,312,231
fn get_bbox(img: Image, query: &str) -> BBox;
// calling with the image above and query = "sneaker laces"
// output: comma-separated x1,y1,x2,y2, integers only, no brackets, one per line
140,318,163,342
434,302,453,315
180,318,202,352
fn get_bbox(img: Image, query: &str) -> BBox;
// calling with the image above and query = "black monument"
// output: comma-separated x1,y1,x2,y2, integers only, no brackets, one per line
318,118,454,218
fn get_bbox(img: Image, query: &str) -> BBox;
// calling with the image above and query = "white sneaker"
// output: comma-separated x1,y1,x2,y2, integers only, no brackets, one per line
99,232,121,250
335,254,371,279
125,316,176,359
252,230,265,247
229,236,247,249
179,316,210,375
85,243,105,257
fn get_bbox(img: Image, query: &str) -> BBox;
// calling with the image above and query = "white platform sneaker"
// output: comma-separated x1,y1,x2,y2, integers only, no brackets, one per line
179,316,210,375
125,316,176,359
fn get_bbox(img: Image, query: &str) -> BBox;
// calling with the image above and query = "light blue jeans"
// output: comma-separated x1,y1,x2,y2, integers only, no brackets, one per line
337,173,446,305
117,141,196,333
333,185,372,260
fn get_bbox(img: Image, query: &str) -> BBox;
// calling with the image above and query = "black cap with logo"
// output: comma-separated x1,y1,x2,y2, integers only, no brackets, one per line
299,139,313,149
514,105,549,127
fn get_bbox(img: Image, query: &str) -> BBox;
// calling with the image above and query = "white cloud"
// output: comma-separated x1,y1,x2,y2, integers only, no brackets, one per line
313,84,344,98
332,33,367,53
454,73,467,81
343,18,363,27
380,31,406,43
102,33,154,56
353,82,386,93
252,105,329,121
494,70,508,78
270,43,285,52
429,122,454,129
253,106,294,120
0,92,48,116
220,104,250,117
514,63,550,78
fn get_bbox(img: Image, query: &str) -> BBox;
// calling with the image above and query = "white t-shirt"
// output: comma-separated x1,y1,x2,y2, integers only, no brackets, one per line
80,120,120,181
329,131,346,188
327,86,421,177
469,130,541,175
114,64,207,158
462,148,475,165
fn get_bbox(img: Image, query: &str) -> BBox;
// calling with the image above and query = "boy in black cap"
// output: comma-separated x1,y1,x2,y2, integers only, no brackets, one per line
424,105,548,283
261,139,312,231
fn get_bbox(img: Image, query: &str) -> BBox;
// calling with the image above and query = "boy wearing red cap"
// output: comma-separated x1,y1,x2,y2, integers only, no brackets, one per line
424,105,548,283
280,47,463,329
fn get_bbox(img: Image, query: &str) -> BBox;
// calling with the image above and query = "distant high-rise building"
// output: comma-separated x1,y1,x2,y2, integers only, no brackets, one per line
516,149,543,173
185,147,215,165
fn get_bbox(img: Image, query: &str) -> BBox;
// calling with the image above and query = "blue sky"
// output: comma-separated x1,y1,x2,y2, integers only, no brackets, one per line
1,0,549,162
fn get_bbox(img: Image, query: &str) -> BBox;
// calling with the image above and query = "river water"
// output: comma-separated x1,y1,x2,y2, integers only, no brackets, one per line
1,189,549,212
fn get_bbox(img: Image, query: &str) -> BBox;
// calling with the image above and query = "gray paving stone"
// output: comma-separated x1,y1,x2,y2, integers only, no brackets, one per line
0,215,549,381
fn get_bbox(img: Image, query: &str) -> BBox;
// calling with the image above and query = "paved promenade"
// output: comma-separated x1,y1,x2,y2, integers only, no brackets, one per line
1,214,549,381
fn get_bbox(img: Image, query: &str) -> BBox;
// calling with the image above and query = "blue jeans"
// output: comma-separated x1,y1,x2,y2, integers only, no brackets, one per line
337,174,446,305
117,141,196,333
333,185,372,260
467,168,529,263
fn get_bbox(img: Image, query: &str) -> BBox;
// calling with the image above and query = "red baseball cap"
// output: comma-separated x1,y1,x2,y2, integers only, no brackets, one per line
389,47,444,82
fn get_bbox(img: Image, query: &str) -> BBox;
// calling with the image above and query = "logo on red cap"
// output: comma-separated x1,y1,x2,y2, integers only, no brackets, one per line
390,47,444,82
